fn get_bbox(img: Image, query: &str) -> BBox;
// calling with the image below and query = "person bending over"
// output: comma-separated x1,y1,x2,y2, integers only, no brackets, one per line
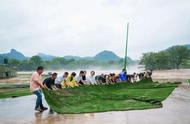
76,71,86,85
63,72,78,88
87,71,97,85
82,71,87,83
43,73,57,90
55,72,69,89
119,69,127,82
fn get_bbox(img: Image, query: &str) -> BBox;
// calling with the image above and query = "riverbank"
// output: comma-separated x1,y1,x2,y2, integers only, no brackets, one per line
0,83,31,99
0,69,190,99
0,82,189,124
0,69,190,124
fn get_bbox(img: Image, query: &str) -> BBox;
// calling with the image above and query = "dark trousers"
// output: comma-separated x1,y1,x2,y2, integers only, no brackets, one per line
55,84,62,89
33,90,44,109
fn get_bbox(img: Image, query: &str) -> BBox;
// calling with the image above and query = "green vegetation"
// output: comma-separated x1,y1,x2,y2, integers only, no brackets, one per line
43,79,179,114
0,84,31,99
8,56,127,71
0,49,135,71
140,45,190,70
0,65,17,79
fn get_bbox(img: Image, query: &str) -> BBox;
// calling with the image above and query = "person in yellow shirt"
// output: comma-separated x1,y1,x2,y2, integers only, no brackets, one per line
61,72,78,88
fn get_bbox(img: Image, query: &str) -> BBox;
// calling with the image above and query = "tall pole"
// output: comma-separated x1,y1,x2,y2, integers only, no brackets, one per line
124,22,129,73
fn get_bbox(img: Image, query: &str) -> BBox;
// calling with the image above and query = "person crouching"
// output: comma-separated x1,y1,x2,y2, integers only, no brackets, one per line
55,72,69,89
62,72,78,88
43,73,57,90
87,71,97,85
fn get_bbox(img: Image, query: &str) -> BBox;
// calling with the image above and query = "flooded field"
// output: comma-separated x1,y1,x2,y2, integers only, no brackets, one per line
0,69,190,124
152,69,190,83
0,65,142,84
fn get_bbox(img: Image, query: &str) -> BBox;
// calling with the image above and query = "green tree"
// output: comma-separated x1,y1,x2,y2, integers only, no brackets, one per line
19,60,31,70
29,56,43,70
154,51,170,69
9,59,20,66
140,45,190,70
140,52,157,70
167,46,190,69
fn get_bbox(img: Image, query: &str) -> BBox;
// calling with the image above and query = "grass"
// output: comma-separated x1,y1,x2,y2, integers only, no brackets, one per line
0,74,48,99
0,84,31,99
43,79,180,114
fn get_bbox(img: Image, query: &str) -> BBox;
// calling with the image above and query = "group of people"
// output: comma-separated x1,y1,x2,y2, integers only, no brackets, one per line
30,66,152,112
126,71,152,83
43,70,96,90
43,69,152,90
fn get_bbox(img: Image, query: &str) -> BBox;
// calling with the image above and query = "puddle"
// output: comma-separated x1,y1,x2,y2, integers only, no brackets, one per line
0,70,190,124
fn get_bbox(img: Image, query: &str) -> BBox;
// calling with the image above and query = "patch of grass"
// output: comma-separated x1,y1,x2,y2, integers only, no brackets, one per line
43,79,179,114
0,84,31,99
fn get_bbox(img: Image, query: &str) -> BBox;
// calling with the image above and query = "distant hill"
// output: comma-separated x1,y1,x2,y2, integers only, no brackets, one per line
64,50,130,62
94,50,121,61
64,55,83,60
0,49,26,60
64,51,134,63
37,53,56,61
0,49,134,62
64,50,123,61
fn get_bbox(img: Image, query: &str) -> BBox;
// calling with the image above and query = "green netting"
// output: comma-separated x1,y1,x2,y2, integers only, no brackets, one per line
43,79,179,114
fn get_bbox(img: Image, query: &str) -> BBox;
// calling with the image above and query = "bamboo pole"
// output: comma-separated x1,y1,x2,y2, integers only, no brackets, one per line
124,22,129,73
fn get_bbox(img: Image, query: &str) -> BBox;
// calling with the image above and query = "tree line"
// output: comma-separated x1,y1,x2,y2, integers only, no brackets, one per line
140,45,190,70
7,56,126,71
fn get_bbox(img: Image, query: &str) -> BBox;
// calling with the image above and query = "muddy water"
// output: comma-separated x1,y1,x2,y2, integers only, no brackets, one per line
0,69,190,124
152,69,190,83
0,65,141,84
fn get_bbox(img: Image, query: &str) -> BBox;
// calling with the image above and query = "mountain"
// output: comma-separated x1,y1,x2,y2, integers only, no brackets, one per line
0,49,26,60
64,56,83,60
94,50,121,61
93,50,134,63
37,53,56,61
64,50,126,62
0,49,134,62
64,56,94,60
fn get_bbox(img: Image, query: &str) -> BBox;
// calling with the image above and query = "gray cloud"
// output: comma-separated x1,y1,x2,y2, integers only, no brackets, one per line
0,0,190,59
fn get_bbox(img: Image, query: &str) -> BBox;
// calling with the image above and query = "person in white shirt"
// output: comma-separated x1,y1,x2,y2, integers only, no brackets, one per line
55,72,69,89
76,71,86,85
87,71,97,85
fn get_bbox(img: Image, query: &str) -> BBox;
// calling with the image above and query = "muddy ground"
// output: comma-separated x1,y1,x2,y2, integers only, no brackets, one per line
0,69,189,124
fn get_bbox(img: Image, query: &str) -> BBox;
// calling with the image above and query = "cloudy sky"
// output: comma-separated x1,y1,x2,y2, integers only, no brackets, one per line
0,0,190,59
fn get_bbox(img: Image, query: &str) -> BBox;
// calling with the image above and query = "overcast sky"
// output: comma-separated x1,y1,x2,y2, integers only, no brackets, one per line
0,0,190,59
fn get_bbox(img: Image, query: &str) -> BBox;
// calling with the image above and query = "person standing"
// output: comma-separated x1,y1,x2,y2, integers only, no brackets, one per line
30,66,47,112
